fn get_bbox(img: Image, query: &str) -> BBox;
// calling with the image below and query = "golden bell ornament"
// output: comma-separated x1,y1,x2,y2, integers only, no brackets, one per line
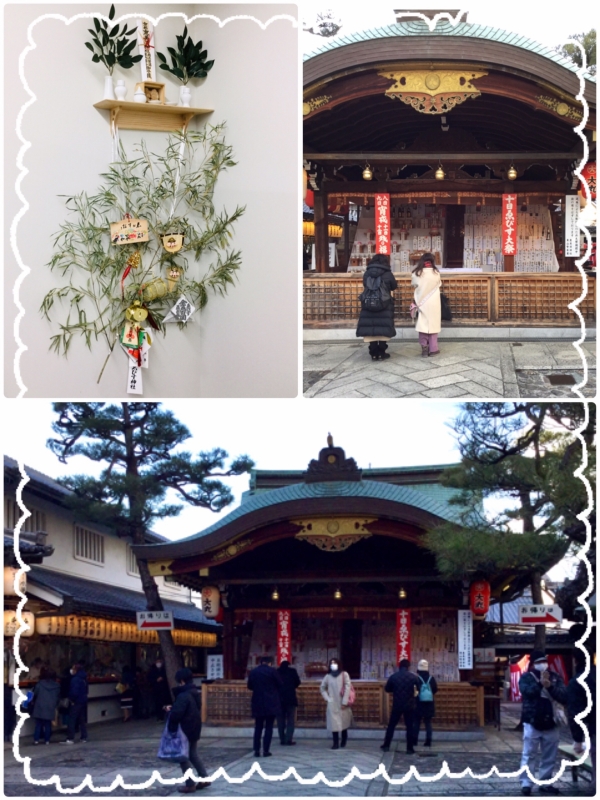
362,164,373,181
507,165,518,181
126,251,142,270
435,165,445,181
125,301,148,323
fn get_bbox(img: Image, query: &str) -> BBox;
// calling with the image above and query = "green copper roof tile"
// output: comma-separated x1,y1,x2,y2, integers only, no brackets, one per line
172,479,458,546
303,19,595,82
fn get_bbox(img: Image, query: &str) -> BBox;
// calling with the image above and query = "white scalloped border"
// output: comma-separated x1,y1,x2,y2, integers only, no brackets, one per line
10,6,594,795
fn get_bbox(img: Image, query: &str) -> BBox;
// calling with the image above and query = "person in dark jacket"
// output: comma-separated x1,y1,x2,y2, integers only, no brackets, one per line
247,657,282,757
567,650,595,784
166,668,210,794
413,659,438,748
518,650,567,796
356,253,398,361
381,659,420,753
277,660,301,746
32,668,60,744
60,664,88,744
148,659,171,722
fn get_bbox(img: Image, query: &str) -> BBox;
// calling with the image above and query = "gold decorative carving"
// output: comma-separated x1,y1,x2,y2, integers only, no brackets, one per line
292,517,375,552
302,95,333,116
396,93,478,114
211,538,252,562
380,69,487,98
536,95,583,122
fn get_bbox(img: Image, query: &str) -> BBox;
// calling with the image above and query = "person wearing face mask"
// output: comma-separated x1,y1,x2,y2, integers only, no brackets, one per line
518,650,568,796
148,658,171,722
320,659,353,750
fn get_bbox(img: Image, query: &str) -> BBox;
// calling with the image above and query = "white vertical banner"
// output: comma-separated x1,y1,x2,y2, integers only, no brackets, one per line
565,195,580,257
457,609,473,670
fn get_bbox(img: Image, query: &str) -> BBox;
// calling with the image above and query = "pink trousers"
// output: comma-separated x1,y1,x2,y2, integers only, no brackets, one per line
418,332,439,352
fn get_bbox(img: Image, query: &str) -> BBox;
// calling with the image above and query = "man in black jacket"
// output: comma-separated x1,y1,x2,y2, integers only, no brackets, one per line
277,660,301,746
381,659,420,754
247,657,282,757
518,650,567,796
166,668,210,794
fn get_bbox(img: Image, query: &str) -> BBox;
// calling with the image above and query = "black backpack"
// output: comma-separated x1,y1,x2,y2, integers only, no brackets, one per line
360,274,391,312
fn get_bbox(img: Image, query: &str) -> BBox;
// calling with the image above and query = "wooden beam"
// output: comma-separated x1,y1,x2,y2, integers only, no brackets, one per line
305,152,581,162
212,573,436,585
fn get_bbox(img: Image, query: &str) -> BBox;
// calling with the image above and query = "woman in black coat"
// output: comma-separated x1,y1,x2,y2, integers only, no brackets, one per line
356,253,397,361
166,668,210,793
413,659,438,747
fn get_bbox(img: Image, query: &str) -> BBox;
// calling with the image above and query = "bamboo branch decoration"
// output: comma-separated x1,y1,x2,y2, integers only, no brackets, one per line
41,126,245,383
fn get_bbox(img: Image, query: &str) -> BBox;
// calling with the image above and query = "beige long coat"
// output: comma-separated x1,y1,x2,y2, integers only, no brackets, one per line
411,268,442,334
320,672,353,732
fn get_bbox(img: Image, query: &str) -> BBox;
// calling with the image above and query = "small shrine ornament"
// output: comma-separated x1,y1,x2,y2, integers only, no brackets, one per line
110,214,149,245
162,233,185,253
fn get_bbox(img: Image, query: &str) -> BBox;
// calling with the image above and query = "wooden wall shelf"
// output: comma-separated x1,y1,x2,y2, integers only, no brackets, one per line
93,99,213,132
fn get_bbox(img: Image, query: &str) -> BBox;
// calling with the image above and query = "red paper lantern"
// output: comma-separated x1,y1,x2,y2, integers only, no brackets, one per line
470,580,491,619
580,162,596,200
305,189,314,208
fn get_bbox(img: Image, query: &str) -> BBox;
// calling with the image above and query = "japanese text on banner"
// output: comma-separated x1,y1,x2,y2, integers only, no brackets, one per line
502,194,518,256
396,609,411,664
375,193,391,255
277,610,292,665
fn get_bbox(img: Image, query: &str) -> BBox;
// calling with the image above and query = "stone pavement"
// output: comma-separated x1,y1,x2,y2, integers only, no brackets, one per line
304,340,596,398
3,706,595,797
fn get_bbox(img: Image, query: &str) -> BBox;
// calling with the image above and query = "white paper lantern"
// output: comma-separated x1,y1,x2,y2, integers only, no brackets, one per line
4,610,35,637
201,586,220,619
4,567,26,596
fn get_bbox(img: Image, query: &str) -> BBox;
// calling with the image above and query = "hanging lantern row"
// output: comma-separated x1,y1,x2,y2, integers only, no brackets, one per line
469,580,491,620
302,221,343,238
26,615,217,647
4,610,35,637
4,567,27,596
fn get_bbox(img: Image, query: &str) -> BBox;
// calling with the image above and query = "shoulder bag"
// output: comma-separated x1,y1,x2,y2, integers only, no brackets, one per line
340,672,356,706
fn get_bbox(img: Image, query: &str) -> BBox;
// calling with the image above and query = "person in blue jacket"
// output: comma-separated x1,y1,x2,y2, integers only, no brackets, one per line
518,650,567,796
60,663,88,744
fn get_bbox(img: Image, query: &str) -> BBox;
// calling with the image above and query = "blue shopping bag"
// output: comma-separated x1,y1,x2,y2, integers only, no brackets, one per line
157,717,189,762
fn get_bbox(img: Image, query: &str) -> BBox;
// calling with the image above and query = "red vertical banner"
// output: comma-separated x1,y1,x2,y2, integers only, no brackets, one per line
396,609,411,665
502,194,518,255
375,193,391,254
277,609,292,665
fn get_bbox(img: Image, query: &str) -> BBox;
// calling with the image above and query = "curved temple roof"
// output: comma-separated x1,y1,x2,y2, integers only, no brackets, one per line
304,18,595,81
133,478,459,560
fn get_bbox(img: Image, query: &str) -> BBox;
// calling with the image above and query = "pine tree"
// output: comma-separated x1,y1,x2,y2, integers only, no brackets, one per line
425,403,591,650
48,402,254,690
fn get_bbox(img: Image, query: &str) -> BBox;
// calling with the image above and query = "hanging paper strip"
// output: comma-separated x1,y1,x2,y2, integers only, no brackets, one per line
565,195,580,257
137,19,156,81
396,609,411,665
277,609,292,665
375,193,391,255
502,194,518,255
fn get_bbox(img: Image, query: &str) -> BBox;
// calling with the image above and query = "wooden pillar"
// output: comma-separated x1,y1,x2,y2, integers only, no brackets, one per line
343,211,350,270
314,192,329,273
222,607,234,679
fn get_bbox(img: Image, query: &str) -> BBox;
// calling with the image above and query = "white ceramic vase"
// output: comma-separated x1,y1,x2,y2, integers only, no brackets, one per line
179,85,192,107
115,80,127,101
133,88,147,103
103,75,116,101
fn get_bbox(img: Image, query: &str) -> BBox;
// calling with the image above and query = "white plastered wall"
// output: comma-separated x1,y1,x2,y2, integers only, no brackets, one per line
4,4,299,398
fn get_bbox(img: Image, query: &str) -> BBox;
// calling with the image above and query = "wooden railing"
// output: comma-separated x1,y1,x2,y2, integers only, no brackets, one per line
303,273,595,327
202,680,484,728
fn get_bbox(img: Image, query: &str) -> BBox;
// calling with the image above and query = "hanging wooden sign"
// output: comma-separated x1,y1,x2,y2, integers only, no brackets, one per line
565,195,580,258
277,609,292,665
110,216,149,245
162,234,184,254
502,194,517,255
396,609,411,664
375,194,391,255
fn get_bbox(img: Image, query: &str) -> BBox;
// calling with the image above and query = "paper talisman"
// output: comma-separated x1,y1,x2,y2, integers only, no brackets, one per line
137,19,156,82
163,293,196,323
162,234,184,254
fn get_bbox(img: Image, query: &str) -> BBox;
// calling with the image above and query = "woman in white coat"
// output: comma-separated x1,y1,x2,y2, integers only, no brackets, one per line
320,659,353,749
411,253,442,357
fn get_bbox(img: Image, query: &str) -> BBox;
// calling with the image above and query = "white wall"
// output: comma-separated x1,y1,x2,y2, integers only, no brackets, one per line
4,4,299,397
